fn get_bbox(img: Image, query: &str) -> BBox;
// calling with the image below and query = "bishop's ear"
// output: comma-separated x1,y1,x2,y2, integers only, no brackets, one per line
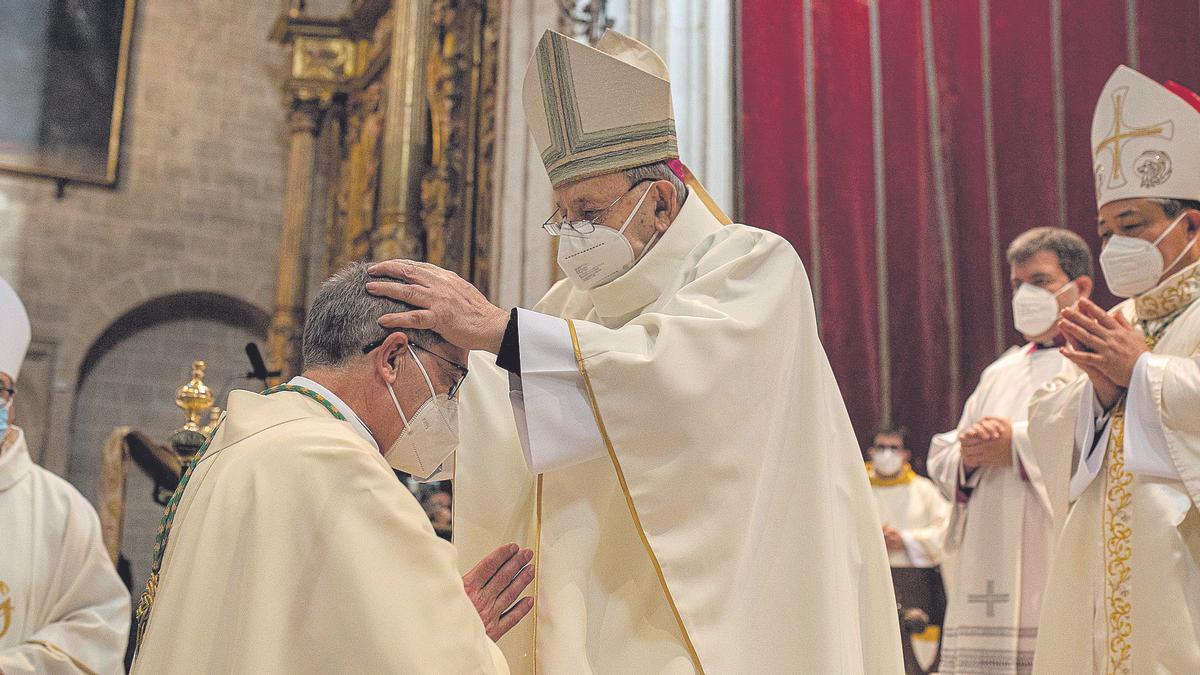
653,180,680,225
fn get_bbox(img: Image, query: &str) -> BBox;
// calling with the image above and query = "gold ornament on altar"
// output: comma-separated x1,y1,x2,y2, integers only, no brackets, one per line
201,406,223,439
170,361,214,462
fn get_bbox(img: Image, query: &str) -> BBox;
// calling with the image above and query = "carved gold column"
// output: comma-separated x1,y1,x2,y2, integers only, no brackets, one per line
374,0,433,262
269,12,360,382
266,101,322,382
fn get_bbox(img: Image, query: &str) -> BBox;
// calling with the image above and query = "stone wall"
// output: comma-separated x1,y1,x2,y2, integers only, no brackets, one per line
0,0,287,480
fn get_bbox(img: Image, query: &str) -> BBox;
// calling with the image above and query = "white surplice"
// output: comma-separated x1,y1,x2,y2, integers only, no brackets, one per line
927,344,1064,674
132,387,507,674
1030,261,1200,674
869,466,951,569
0,427,130,675
453,193,903,674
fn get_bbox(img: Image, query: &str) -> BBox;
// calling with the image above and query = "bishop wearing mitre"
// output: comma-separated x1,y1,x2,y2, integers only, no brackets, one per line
1028,65,1200,673
0,277,130,674
368,29,903,674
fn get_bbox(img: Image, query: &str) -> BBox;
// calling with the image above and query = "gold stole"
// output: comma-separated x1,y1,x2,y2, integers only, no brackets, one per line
1102,408,1133,674
1103,265,1200,672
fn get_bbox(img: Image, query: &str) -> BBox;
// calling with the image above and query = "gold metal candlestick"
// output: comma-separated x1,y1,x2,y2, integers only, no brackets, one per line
170,361,214,462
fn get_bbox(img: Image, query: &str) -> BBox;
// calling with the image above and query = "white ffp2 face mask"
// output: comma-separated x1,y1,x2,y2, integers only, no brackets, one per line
1012,280,1075,338
872,450,904,477
557,184,657,289
1100,212,1197,298
384,346,459,481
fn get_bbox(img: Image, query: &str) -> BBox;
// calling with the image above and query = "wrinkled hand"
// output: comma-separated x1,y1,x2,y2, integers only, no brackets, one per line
882,525,905,552
960,416,1013,469
462,544,535,642
1058,298,1147,392
367,260,510,353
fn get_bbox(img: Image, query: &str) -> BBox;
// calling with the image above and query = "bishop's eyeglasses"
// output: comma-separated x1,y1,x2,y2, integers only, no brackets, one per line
540,180,652,237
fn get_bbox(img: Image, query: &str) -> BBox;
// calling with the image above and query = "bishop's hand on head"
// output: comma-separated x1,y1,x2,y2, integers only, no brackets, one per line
366,260,510,354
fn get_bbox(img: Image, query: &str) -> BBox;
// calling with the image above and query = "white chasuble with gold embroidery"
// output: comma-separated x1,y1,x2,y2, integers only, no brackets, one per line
453,190,903,674
1030,261,1200,674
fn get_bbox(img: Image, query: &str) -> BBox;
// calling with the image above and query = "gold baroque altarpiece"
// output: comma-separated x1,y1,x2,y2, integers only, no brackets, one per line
267,0,501,380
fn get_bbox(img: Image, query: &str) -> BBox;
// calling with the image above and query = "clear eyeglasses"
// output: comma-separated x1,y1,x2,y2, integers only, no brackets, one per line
539,181,650,237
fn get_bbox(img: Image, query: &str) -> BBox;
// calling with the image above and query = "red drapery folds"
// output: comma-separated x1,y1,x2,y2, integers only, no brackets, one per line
740,0,1200,468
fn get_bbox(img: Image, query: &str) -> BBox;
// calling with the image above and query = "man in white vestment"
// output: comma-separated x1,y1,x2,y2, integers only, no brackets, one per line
869,427,950,571
0,277,130,675
367,28,903,674
132,263,533,674
928,228,1094,674
867,427,949,674
1029,65,1200,674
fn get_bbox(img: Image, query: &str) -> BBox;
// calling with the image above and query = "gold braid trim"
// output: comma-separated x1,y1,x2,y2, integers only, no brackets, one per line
565,320,706,674
1104,410,1133,674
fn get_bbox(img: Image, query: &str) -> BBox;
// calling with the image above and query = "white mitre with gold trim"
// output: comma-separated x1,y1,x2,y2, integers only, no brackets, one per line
522,29,678,188
1092,65,1200,208
0,276,31,382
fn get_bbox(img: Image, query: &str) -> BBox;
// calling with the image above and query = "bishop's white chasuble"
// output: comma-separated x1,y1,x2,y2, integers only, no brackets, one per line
132,388,507,674
454,192,903,674
1030,261,1200,674
927,344,1064,674
0,428,130,675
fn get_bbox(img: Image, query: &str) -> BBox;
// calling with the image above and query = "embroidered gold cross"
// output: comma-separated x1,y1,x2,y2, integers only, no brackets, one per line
1095,86,1174,190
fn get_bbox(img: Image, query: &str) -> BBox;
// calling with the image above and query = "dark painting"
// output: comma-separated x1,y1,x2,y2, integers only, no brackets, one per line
0,0,135,185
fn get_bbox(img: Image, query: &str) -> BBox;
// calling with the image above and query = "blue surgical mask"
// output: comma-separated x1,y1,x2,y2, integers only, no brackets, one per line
0,402,9,437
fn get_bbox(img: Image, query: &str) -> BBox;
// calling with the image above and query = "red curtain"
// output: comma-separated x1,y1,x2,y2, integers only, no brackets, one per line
740,0,1200,468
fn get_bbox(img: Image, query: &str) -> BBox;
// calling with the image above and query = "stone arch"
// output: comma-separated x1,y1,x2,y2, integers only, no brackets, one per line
38,261,275,477
76,291,270,387
64,262,274,381
64,288,272,606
